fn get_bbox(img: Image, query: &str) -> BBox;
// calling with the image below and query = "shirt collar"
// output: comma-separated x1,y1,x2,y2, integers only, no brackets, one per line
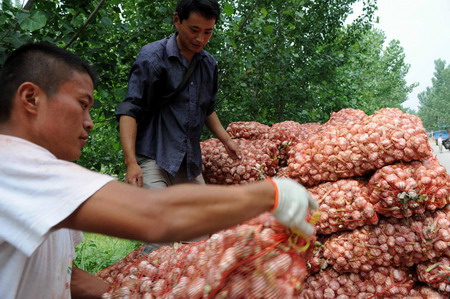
166,32,206,63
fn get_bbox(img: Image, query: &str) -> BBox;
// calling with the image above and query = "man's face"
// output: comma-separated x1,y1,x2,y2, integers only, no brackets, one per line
174,11,216,59
35,71,94,161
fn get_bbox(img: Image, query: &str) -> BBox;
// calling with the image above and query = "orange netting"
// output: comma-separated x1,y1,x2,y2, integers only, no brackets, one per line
98,213,319,298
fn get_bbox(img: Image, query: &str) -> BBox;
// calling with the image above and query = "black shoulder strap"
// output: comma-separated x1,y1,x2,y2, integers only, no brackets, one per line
157,58,199,109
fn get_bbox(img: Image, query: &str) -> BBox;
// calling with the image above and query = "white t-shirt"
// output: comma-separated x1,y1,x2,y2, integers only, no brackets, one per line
0,134,115,299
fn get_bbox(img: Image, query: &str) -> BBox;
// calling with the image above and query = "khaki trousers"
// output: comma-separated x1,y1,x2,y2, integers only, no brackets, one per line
136,155,207,255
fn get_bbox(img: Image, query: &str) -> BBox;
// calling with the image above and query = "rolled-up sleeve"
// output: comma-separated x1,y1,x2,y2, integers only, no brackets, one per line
116,52,161,123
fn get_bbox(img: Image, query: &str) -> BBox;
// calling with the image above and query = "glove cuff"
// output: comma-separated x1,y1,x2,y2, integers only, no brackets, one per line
265,177,279,212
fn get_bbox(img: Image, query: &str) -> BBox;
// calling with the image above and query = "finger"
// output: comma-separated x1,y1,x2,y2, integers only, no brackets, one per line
137,176,143,188
307,194,319,210
294,219,315,236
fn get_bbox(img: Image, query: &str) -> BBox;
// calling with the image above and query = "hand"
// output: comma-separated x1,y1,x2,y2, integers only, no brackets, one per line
267,178,318,236
223,139,242,161
125,162,143,187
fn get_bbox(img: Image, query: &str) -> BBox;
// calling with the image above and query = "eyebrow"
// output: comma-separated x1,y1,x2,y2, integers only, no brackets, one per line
82,91,94,106
189,25,214,31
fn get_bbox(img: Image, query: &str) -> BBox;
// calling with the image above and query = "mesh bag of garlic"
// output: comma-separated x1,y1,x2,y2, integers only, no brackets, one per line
406,285,448,299
322,205,450,273
99,213,317,298
368,156,450,218
287,108,433,187
268,121,323,167
298,266,415,298
201,138,279,185
225,121,270,140
416,256,450,294
96,246,145,286
307,178,379,235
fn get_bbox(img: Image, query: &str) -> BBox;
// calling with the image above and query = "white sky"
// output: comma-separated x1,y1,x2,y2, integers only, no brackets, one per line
349,0,450,111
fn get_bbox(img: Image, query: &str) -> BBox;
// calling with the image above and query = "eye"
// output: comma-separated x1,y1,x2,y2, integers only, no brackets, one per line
80,101,89,110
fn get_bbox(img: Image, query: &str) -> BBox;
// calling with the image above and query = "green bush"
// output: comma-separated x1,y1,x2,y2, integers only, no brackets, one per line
74,233,142,274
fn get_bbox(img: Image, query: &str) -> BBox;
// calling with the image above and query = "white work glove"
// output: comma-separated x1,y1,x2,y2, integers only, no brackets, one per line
267,177,318,236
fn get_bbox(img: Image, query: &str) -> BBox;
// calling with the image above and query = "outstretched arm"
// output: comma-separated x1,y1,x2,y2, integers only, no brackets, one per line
57,180,274,243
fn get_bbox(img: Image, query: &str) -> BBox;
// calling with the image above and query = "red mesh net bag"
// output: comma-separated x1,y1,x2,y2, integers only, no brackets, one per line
99,213,320,298
416,256,450,294
287,108,432,187
96,246,144,285
308,178,378,235
323,205,450,273
201,138,279,185
226,121,270,140
323,108,369,127
268,121,322,167
299,266,415,298
368,157,450,218
407,285,448,298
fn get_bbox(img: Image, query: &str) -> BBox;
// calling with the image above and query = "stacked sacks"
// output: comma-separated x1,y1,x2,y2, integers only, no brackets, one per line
368,156,450,218
287,108,432,187
307,179,378,235
322,205,450,273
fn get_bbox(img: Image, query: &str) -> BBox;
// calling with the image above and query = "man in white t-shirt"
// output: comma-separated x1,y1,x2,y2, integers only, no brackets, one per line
0,42,317,298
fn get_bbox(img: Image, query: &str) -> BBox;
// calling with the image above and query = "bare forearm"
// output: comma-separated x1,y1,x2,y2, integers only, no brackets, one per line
60,180,275,243
71,267,109,298
119,115,138,166
205,112,232,144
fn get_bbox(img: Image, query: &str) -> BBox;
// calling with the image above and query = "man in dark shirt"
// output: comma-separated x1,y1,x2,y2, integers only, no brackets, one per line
117,0,240,188
116,0,241,251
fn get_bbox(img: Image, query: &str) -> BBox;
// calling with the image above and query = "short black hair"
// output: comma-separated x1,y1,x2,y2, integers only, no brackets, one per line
0,42,97,123
175,0,220,23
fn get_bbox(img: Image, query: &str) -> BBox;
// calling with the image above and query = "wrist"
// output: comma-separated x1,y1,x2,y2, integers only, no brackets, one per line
265,177,279,212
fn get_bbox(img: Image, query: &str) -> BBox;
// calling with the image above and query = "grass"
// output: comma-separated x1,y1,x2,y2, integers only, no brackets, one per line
74,232,143,274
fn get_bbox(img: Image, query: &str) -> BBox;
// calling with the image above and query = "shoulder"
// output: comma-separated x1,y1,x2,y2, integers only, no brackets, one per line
137,38,169,64
200,49,217,66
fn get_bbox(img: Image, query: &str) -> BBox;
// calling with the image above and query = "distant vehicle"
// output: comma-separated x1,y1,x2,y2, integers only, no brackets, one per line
433,130,449,145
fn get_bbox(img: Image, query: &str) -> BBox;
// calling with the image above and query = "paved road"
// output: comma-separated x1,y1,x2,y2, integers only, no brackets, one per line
429,139,450,173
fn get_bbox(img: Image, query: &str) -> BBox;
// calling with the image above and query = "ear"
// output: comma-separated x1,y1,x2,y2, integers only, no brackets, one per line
17,82,42,115
173,12,180,29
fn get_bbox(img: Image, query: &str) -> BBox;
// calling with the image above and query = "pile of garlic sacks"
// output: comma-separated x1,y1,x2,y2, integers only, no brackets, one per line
99,108,450,298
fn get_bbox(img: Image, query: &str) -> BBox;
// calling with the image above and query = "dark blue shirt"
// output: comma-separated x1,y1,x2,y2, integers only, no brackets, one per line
116,33,217,179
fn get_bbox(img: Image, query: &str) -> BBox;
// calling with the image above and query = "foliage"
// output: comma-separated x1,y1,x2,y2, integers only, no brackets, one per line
417,59,450,131
74,233,142,274
0,0,415,178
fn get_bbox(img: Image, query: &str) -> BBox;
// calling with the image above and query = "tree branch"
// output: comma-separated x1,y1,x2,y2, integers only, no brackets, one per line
65,0,107,49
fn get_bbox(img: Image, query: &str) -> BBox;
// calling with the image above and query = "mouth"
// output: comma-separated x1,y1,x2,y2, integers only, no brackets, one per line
80,135,89,147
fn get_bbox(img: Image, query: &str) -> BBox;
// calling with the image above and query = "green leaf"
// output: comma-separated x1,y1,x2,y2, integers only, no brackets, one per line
261,8,268,16
223,3,234,16
18,10,47,32
263,25,273,34
0,15,8,26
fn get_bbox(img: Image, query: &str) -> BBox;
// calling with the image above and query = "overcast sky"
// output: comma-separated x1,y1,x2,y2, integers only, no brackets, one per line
349,0,450,111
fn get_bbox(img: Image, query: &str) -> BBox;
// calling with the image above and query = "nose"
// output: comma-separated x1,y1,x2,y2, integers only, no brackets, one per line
83,113,94,131
195,33,204,43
